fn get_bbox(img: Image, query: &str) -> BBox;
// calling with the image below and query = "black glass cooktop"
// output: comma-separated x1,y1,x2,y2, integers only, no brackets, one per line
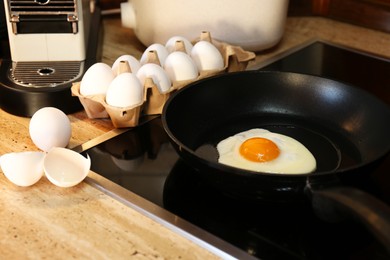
82,41,390,259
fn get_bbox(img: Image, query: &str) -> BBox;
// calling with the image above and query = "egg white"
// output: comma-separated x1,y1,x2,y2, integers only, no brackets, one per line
216,128,316,174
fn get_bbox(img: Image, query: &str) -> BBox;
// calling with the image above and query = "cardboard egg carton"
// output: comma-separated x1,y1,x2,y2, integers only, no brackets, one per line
71,32,255,128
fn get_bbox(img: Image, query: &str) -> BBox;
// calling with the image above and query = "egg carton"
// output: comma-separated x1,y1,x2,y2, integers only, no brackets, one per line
71,32,255,128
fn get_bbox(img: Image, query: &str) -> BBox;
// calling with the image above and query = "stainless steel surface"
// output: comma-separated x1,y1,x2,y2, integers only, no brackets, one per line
9,60,83,87
85,170,254,260
71,128,130,153
71,115,160,153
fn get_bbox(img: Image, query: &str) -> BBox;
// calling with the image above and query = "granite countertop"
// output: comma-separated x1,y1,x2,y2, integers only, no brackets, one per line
1,14,390,259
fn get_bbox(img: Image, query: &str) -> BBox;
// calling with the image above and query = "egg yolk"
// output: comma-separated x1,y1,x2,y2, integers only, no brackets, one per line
239,137,280,162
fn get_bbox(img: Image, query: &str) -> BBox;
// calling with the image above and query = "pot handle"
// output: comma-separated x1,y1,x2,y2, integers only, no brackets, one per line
310,186,390,254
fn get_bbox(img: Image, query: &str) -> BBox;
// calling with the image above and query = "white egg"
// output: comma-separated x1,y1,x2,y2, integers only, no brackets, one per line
165,36,193,54
140,43,169,66
136,63,172,93
217,128,316,174
112,55,141,75
29,107,72,152
0,151,45,186
191,41,224,71
80,62,115,96
44,147,91,188
164,52,199,82
106,72,144,107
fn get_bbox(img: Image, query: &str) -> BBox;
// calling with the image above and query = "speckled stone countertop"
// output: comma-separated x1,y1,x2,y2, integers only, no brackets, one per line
1,14,390,259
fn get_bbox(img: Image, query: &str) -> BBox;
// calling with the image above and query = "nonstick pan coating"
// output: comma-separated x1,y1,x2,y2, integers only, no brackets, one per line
162,71,390,199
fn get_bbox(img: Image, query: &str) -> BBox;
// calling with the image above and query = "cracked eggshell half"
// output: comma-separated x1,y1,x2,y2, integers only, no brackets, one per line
0,151,45,187
44,147,91,188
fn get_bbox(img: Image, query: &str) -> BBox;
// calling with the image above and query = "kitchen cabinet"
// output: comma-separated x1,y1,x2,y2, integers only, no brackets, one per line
289,0,390,33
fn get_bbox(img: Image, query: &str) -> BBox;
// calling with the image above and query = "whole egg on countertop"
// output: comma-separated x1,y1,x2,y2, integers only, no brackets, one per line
121,0,289,51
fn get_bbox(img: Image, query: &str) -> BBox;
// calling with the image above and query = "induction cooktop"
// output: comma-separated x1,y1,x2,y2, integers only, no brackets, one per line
79,40,390,259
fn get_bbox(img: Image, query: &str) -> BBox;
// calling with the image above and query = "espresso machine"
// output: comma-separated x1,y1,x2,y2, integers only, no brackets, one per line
0,0,101,116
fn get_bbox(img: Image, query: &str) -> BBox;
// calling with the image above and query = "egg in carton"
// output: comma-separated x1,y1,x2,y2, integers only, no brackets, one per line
143,31,256,113
71,31,256,128
72,59,173,128
71,61,144,128
138,50,173,115
103,61,145,128
173,31,256,87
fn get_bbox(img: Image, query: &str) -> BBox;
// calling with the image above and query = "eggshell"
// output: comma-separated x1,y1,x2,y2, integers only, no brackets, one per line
191,41,224,71
29,107,72,152
0,151,45,186
140,43,169,66
80,63,115,96
136,63,172,93
112,55,141,75
44,147,91,188
164,52,199,82
165,36,193,54
106,72,144,107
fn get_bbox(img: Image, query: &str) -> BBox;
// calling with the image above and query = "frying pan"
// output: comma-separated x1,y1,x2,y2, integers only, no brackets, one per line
161,71,390,252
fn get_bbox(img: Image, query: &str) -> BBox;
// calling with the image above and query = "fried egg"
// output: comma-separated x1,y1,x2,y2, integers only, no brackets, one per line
216,128,316,174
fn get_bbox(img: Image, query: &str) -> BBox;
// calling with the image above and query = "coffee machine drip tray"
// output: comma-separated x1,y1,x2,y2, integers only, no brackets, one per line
8,61,83,88
0,59,84,117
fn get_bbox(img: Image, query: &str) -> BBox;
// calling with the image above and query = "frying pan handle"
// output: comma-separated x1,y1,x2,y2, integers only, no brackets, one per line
310,186,390,254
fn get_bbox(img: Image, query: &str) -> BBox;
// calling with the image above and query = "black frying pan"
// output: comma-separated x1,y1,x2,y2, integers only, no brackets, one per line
162,71,390,252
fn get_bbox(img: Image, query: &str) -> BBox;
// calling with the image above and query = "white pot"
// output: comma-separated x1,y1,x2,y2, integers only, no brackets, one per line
121,0,289,51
